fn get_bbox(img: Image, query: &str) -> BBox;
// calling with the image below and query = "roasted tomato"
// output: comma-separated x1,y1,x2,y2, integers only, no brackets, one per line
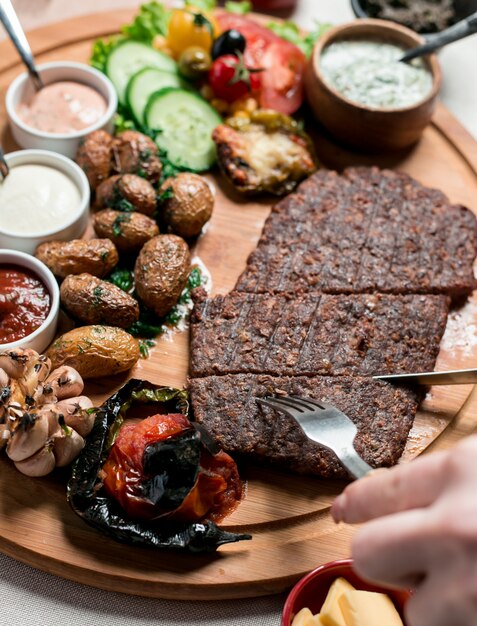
209,53,262,103
101,413,242,523
167,8,219,58
215,13,306,114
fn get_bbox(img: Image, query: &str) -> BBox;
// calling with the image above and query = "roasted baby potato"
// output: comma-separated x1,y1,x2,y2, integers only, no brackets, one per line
60,274,139,328
95,174,157,216
112,130,162,183
93,209,159,253
160,173,214,238
35,239,119,279
47,325,140,379
75,129,114,189
134,235,190,317
212,110,317,196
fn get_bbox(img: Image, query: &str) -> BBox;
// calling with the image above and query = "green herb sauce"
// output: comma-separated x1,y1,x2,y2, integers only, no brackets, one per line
320,40,433,109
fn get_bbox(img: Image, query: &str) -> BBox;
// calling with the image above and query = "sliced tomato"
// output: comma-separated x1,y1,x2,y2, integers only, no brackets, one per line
259,41,306,115
215,13,306,114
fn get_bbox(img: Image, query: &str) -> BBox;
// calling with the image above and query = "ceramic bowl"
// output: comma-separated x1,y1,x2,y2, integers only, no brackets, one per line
350,0,477,31
0,149,90,254
281,559,411,626
0,248,59,353
6,61,117,159
304,19,442,152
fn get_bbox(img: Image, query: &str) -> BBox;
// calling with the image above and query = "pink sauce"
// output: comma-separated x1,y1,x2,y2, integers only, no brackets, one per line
17,81,107,134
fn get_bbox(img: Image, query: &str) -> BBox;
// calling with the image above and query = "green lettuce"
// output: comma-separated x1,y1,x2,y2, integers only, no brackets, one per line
267,20,332,58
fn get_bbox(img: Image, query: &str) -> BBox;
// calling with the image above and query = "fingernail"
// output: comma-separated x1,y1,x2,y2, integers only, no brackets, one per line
331,493,347,523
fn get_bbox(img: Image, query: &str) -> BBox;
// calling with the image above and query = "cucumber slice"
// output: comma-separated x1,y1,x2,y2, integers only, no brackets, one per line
106,41,177,104
126,67,187,126
145,88,222,172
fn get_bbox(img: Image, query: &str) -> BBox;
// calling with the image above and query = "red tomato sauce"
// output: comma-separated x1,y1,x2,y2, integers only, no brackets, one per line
0,264,51,344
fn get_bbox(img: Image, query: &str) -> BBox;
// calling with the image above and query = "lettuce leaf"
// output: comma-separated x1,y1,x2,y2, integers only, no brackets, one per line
267,20,332,58
224,1,251,13
122,1,171,43
185,0,217,11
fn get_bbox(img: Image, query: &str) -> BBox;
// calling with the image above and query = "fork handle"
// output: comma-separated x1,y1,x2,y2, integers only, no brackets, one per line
340,447,374,479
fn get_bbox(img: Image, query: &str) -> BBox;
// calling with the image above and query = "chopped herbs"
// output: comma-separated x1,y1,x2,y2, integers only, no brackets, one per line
156,186,174,204
138,338,156,358
107,268,135,293
128,267,207,343
112,214,131,237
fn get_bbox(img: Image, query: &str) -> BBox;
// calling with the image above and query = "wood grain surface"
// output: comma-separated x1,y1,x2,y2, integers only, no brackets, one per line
0,9,476,600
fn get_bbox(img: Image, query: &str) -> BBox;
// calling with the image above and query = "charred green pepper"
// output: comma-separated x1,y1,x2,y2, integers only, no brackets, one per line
67,379,251,552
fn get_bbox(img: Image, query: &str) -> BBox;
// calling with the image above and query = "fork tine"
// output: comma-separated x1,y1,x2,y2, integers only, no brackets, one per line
288,395,326,411
256,397,297,416
265,395,312,412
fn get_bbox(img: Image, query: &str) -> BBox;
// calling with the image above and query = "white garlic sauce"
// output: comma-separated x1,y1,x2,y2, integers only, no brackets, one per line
320,40,434,109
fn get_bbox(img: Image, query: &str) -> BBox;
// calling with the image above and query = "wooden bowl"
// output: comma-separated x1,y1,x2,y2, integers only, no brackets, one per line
304,19,442,152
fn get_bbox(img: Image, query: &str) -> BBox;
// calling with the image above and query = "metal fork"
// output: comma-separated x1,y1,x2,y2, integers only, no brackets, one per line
256,395,373,479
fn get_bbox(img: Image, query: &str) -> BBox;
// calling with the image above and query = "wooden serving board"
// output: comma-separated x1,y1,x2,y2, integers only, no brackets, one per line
0,9,476,601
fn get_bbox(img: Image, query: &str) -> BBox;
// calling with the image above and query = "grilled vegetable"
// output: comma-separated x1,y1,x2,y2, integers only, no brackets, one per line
95,174,157,216
67,379,250,552
112,130,162,183
60,274,140,328
212,109,317,195
134,235,190,317
47,326,140,379
75,130,114,190
160,173,214,238
35,239,119,279
93,209,159,253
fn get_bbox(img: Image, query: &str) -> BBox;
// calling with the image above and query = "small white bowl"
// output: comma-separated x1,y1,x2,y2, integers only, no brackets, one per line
0,149,90,254
0,249,59,353
6,61,117,159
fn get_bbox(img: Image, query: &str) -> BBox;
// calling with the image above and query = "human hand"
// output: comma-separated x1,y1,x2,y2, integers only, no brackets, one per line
331,436,477,626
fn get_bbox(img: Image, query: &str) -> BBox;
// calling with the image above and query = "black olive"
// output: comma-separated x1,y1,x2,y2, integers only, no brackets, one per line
212,29,246,60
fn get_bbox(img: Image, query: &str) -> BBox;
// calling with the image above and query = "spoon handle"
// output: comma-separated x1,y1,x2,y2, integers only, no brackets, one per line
0,145,8,180
0,0,43,90
400,10,477,62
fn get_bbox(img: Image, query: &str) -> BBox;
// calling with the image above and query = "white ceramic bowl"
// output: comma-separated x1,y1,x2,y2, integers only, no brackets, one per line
0,149,90,254
0,249,59,353
6,61,117,159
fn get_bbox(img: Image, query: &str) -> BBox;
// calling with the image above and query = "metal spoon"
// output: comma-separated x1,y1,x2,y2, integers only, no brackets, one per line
400,10,477,63
0,145,9,180
0,0,43,90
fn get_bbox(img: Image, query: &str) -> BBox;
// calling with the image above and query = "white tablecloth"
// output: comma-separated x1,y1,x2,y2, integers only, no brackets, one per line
1,1,476,624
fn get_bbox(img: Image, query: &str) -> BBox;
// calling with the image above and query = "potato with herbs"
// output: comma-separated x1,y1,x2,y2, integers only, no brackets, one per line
113,130,162,183
75,129,114,189
95,173,157,216
135,235,190,317
93,209,159,253
35,239,119,279
160,173,214,238
60,274,139,328
47,325,140,379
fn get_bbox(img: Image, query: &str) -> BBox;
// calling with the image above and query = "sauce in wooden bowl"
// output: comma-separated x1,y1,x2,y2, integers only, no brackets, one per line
0,264,51,344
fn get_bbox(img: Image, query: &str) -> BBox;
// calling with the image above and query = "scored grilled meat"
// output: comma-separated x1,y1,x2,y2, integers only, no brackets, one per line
190,288,450,378
235,167,477,298
189,374,420,478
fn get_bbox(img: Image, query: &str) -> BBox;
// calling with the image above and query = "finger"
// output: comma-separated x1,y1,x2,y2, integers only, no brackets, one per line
352,508,439,588
332,449,450,523
405,572,473,626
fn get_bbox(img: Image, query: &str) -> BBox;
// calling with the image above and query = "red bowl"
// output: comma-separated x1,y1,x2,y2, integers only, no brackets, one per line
281,559,412,626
